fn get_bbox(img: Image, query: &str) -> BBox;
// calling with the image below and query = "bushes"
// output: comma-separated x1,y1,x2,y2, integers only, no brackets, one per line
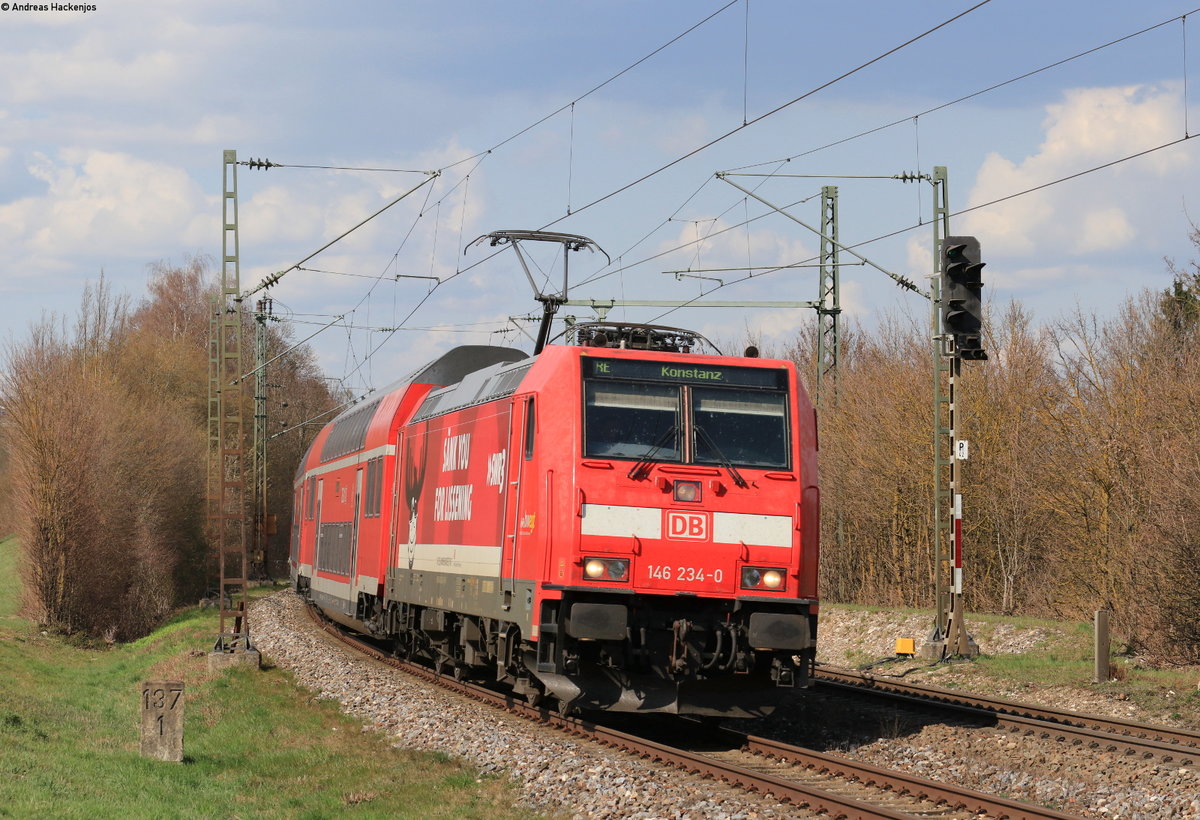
1,259,336,641
805,269,1200,663
3,278,205,639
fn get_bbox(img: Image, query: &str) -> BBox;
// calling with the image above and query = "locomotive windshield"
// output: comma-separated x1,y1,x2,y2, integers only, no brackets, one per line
692,388,788,469
583,382,681,460
582,358,790,470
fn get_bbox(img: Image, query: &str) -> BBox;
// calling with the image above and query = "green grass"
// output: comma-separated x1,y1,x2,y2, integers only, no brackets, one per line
971,643,1092,686
0,536,22,620
823,601,1200,726
0,539,542,819
965,628,1200,723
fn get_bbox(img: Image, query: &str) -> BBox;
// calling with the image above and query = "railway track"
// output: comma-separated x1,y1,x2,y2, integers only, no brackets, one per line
814,667,1199,766
305,603,1084,820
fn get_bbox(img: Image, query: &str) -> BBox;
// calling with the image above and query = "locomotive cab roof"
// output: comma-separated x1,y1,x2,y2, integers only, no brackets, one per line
555,322,720,355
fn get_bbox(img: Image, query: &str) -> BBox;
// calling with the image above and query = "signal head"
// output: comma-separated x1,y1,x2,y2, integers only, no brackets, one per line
939,235,988,361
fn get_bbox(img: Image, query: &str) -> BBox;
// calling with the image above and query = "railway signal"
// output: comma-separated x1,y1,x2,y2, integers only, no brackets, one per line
940,236,987,361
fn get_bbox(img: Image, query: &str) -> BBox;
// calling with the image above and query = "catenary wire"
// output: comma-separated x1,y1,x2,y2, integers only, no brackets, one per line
725,6,1200,172
576,7,1196,293
275,0,1200,429
535,0,995,230
262,1,988,387
436,1,742,173
643,133,1200,325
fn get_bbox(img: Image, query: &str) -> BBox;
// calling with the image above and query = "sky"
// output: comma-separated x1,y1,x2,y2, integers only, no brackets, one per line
3,0,1200,399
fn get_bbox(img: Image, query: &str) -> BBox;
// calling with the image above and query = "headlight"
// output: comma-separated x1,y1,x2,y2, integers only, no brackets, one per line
673,480,701,502
583,557,629,582
741,566,786,591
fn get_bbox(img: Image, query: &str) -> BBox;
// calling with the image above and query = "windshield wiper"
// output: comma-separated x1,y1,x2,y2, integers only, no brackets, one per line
627,425,679,481
694,425,749,489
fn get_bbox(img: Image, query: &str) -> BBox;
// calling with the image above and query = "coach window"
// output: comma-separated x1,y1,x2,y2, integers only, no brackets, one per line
584,381,681,461
364,457,383,517
692,387,789,469
305,476,316,520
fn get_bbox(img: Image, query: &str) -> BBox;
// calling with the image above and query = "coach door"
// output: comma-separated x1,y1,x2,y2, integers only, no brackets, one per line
350,467,363,587
314,478,324,570
290,487,300,566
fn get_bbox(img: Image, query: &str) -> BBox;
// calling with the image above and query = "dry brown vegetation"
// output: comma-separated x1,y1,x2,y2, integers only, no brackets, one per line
800,250,1200,664
3,239,1198,663
1,258,335,640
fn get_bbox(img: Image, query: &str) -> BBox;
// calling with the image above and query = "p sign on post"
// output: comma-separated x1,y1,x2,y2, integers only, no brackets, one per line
140,681,184,762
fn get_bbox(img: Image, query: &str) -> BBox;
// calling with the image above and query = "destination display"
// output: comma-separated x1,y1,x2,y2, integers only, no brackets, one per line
584,357,786,389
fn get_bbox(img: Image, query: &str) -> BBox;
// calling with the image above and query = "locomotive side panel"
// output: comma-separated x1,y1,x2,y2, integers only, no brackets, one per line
387,399,531,625
794,380,820,603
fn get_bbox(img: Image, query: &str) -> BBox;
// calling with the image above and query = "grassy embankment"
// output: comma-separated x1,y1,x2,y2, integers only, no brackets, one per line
0,537,541,819
828,603,1200,726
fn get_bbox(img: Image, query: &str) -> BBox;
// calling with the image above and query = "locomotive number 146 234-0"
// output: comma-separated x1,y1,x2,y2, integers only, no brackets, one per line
646,564,724,583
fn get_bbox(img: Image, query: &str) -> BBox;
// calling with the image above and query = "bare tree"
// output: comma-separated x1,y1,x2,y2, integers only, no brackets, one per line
959,303,1058,614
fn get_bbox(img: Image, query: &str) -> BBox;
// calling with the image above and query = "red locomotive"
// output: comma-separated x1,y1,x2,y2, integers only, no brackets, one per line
290,239,819,717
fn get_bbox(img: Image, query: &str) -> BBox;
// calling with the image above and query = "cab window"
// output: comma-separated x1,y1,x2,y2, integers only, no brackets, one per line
583,381,681,461
692,387,789,469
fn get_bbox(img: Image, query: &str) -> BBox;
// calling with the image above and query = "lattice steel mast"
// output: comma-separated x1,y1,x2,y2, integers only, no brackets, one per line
252,296,273,581
815,186,841,406
209,149,254,661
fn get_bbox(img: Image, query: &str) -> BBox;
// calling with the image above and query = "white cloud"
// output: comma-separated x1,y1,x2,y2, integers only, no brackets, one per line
235,138,493,297
836,279,868,319
962,84,1189,257
904,235,934,286
1076,207,1134,253
0,150,213,268
990,264,1073,291
0,33,183,106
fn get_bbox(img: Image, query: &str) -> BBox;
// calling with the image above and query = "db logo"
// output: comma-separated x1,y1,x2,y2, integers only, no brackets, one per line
666,511,710,540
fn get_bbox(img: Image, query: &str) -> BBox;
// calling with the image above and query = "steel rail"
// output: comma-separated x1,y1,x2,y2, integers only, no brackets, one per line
724,728,1081,820
815,667,1199,765
302,603,1083,819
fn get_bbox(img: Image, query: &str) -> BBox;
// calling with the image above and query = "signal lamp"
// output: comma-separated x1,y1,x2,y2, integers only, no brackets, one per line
673,480,702,503
583,557,629,582
939,235,988,361
741,566,786,591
